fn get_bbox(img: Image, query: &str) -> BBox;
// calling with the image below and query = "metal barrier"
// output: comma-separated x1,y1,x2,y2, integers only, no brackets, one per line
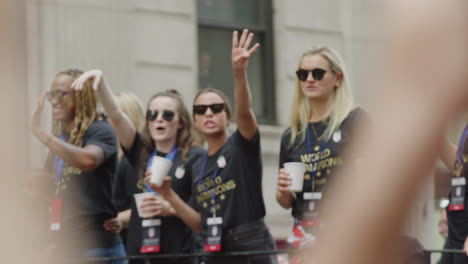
61,249,291,263
58,248,467,264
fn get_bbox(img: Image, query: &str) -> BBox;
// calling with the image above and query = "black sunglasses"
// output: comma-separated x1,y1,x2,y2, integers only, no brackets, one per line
296,68,327,81
146,109,175,122
193,103,225,115
47,90,76,103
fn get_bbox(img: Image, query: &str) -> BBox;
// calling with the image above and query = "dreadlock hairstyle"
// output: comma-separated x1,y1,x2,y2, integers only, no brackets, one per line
139,90,197,178
51,69,98,146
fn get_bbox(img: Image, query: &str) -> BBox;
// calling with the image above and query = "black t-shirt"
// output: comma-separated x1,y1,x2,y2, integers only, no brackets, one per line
53,120,119,248
279,108,363,219
190,130,266,235
447,124,468,248
124,133,206,258
113,155,140,212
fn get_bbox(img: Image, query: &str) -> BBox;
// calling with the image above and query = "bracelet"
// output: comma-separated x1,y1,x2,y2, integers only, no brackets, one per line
45,135,53,146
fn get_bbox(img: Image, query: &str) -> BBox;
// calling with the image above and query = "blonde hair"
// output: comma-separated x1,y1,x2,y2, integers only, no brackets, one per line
113,92,145,157
114,92,145,133
51,69,98,146
290,46,354,145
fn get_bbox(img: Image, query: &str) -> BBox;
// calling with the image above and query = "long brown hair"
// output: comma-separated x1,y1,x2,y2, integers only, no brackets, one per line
140,90,197,177
51,69,98,145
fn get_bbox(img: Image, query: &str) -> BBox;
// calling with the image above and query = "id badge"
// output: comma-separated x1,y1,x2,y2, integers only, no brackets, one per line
302,192,322,227
140,219,161,253
449,177,466,211
205,217,223,252
50,199,63,231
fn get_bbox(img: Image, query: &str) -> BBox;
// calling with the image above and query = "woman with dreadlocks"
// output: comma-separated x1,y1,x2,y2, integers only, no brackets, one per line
31,69,127,264
72,70,205,264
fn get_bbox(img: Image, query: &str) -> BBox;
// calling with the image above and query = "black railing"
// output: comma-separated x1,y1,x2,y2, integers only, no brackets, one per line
58,248,466,264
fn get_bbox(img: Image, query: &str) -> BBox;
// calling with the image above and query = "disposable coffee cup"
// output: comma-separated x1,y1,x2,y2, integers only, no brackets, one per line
284,162,306,192
150,156,173,187
134,192,155,218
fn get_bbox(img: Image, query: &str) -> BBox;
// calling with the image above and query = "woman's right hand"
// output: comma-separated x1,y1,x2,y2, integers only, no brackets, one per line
144,169,173,198
71,69,104,91
277,168,292,194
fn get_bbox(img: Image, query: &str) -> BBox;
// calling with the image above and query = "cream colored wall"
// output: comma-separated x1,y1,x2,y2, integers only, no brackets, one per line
26,0,439,249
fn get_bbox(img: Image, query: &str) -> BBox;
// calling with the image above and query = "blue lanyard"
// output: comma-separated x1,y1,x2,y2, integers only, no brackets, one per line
456,125,468,167
145,145,178,193
53,135,67,186
306,124,327,191
197,154,219,215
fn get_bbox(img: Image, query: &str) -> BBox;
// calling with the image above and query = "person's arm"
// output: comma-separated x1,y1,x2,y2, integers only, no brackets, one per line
148,176,202,234
71,70,137,151
31,95,105,172
103,209,131,234
440,136,457,171
231,29,260,140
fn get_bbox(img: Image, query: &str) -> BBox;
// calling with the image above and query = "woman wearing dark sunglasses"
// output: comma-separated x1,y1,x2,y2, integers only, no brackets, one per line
31,69,126,263
149,29,277,264
275,47,366,254
72,71,205,264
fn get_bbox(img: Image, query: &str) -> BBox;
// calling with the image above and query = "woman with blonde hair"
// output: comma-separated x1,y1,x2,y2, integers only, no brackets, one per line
72,71,205,264
275,46,366,252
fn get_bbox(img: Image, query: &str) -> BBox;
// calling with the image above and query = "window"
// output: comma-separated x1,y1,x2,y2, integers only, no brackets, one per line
197,0,275,124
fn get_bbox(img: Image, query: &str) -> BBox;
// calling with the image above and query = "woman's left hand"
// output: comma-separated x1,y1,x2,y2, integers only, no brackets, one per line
103,218,122,234
140,195,175,218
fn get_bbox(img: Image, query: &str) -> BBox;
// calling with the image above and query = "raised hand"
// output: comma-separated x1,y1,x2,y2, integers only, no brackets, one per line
71,69,103,91
231,29,260,74
31,93,48,141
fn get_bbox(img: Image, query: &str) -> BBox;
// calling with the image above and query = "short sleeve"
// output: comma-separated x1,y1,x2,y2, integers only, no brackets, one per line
83,121,117,161
122,132,146,168
279,130,291,169
231,129,261,155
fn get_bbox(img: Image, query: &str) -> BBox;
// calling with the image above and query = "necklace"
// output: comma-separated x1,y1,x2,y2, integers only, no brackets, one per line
310,123,324,152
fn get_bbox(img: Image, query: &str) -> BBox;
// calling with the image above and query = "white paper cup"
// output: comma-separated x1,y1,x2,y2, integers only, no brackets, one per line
284,162,306,192
150,156,173,187
133,192,155,218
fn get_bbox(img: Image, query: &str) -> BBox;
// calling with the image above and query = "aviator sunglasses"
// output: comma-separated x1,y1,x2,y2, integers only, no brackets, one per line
46,90,76,103
146,109,175,122
193,103,225,115
295,68,327,81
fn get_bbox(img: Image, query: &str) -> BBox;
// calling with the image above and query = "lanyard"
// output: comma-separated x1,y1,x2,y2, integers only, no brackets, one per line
145,145,178,193
306,124,327,191
456,125,468,168
198,154,220,217
53,135,68,186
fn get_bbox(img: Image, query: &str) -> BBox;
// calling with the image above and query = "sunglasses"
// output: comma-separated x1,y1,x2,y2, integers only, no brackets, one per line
193,103,225,115
296,68,327,81
146,109,176,122
47,90,76,103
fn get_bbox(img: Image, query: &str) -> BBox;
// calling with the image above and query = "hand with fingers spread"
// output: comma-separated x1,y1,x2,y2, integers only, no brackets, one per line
71,69,104,91
231,29,260,74
31,93,51,144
